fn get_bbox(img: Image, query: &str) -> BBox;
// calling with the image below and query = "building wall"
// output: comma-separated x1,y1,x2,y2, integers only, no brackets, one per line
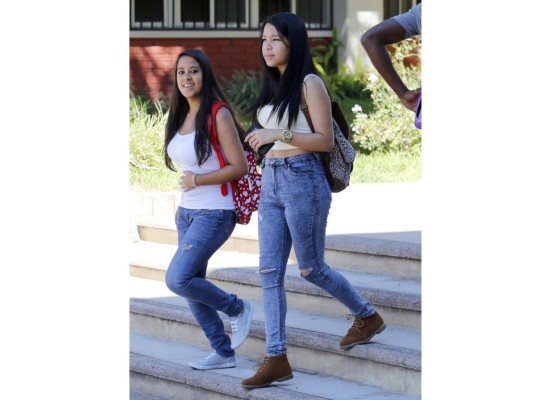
334,0,382,72
130,38,262,102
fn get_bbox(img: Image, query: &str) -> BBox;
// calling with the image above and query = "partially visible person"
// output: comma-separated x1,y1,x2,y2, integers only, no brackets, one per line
163,49,254,370
361,3,421,112
240,12,386,390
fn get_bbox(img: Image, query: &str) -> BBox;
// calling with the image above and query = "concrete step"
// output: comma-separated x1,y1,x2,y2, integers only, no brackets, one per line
130,240,421,330
130,391,163,400
131,332,421,400
130,276,421,395
136,215,421,281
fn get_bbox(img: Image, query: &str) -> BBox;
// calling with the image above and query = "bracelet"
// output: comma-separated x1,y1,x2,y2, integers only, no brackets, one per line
192,173,198,188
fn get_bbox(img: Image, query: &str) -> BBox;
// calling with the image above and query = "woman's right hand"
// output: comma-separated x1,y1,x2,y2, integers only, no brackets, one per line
180,170,197,192
244,128,279,153
399,88,420,112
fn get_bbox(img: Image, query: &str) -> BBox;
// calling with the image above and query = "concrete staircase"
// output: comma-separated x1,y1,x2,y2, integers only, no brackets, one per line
129,185,422,399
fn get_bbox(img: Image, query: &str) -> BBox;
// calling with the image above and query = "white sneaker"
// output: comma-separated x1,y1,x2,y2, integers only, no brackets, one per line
230,300,254,349
188,352,236,370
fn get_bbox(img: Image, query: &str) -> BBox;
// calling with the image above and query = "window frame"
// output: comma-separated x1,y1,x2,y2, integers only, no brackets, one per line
130,0,332,31
383,0,421,21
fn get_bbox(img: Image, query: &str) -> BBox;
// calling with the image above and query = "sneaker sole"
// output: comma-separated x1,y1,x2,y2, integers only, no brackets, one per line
241,373,294,389
340,323,387,350
188,362,236,370
231,302,255,350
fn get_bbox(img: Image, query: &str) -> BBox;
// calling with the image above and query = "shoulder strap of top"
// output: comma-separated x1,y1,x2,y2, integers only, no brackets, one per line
304,73,320,81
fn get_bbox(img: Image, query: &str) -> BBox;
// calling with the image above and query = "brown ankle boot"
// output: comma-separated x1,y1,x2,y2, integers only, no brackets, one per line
339,311,386,349
241,354,293,389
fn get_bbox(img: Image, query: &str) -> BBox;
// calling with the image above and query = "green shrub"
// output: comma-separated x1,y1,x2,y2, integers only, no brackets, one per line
129,96,167,170
311,27,343,76
312,27,370,102
351,40,421,154
222,69,262,117
316,62,371,102
130,91,171,116
129,96,180,189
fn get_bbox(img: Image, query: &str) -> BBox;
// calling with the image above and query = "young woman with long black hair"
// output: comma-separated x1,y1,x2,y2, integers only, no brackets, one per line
163,49,254,370
241,13,386,388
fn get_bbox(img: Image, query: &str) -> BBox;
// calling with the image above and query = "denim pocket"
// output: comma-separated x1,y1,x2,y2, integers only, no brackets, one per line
287,160,313,176
321,174,332,201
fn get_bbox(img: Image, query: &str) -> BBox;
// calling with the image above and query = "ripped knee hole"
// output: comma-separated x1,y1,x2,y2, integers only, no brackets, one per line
300,267,313,277
260,268,276,274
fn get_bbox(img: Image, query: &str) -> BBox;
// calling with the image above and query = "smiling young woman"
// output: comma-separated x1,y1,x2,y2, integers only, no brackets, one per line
162,49,254,371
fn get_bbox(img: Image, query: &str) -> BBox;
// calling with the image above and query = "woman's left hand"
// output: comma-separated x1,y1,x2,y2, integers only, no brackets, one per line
245,129,279,153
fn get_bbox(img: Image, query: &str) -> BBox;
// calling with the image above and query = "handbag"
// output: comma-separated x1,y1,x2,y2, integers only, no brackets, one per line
300,99,356,193
245,122,274,166
209,101,262,225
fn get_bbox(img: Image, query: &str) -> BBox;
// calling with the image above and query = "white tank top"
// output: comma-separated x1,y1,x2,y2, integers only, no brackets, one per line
256,74,316,150
167,131,234,210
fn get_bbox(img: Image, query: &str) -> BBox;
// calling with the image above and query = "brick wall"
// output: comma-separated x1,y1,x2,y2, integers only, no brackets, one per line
130,38,262,102
130,37,331,102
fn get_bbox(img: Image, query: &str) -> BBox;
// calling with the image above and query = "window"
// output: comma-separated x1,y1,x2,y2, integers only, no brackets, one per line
130,0,332,30
297,0,331,29
383,0,421,20
216,0,247,28
181,0,209,28
132,0,164,29
259,0,290,22
258,0,331,29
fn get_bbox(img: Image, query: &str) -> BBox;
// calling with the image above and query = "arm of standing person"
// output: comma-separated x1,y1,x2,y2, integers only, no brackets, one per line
245,75,334,153
361,18,419,112
181,107,248,191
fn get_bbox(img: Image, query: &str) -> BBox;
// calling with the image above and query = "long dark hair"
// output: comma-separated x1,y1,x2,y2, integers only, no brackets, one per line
164,49,245,171
248,12,319,128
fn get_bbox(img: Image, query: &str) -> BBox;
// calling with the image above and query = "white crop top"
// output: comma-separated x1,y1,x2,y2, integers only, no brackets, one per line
256,74,318,150
167,131,234,210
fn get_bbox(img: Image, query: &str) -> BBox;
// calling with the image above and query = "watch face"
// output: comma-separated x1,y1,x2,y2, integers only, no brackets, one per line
283,130,292,142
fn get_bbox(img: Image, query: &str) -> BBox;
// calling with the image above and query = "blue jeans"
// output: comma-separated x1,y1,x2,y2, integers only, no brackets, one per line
258,153,375,356
165,207,242,357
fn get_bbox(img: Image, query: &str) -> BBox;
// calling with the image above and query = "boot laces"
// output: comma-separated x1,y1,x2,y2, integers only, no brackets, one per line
253,355,268,372
346,314,365,333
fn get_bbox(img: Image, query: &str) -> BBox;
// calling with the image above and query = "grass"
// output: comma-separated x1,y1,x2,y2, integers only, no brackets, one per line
351,151,421,183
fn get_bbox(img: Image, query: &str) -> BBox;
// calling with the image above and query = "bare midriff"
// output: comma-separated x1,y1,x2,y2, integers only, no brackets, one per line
266,148,312,159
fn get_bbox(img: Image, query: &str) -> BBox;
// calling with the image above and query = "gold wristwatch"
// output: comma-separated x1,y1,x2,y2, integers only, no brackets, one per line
280,129,293,143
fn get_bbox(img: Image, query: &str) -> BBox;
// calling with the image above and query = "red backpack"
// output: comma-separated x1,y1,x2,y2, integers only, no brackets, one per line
208,101,261,225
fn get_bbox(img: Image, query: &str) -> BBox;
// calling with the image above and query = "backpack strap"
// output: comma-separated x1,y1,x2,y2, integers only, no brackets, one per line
300,91,315,132
208,100,231,197
300,94,349,140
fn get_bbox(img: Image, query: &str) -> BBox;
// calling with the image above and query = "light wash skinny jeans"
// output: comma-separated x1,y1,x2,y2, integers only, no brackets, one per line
165,207,243,357
258,153,375,356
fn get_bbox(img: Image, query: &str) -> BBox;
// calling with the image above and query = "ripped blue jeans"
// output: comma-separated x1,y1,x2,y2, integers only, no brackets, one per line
165,207,243,357
258,153,375,356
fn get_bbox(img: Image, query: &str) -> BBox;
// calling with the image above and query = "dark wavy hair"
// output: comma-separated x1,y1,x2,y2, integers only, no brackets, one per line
248,12,319,128
164,49,245,171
